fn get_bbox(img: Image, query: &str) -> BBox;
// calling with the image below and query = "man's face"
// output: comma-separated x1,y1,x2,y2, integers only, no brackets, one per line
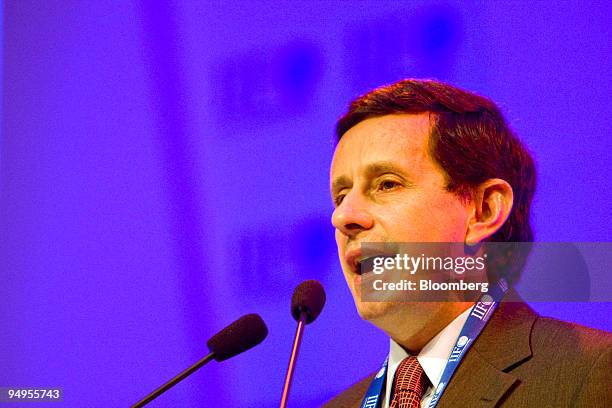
330,113,473,342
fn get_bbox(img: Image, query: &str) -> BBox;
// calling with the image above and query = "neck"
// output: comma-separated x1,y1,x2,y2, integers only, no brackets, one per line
388,302,473,355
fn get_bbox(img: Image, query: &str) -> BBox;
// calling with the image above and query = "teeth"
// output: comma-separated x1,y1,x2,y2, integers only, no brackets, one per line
358,255,380,263
356,255,374,265
356,256,377,274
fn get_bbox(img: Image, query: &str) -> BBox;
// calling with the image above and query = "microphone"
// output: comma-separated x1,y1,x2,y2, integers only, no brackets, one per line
207,313,268,361
133,313,268,408
280,280,326,408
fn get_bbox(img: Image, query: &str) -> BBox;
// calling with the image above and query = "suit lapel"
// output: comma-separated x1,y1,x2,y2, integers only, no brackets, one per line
437,349,518,407
438,296,537,407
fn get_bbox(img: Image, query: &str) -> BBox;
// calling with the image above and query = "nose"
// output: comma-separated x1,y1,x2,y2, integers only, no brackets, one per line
331,191,374,237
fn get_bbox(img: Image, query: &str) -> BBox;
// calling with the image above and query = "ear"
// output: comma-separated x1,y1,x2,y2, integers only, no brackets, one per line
464,179,513,244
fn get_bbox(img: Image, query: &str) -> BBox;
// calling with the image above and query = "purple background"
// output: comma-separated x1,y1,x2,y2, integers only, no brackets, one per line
1,1,610,407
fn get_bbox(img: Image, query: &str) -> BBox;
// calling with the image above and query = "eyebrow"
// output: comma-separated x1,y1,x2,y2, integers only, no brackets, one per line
331,161,409,195
331,175,351,196
363,161,407,179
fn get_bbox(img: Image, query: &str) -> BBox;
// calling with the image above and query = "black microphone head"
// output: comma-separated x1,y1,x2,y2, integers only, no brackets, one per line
206,314,268,362
291,279,326,324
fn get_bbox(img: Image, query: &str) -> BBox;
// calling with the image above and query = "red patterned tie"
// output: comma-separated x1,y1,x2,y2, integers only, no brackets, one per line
389,356,428,408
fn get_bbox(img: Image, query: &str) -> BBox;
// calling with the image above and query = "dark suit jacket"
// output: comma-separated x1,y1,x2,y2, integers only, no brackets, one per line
323,300,612,407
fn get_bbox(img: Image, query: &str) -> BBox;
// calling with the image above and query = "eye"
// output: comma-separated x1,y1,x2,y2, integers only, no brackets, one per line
334,193,346,206
379,179,400,191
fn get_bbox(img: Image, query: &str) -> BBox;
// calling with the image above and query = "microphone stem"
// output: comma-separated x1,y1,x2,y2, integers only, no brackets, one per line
132,351,215,408
280,312,307,408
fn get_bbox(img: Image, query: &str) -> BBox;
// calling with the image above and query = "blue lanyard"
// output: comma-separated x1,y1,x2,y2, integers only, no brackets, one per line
359,278,509,408
359,356,388,408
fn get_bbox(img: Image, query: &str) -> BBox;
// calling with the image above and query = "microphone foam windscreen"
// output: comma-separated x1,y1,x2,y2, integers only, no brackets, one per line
291,280,326,324
207,314,268,362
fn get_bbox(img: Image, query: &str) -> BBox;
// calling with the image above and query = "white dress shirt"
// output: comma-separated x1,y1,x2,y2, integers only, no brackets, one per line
381,306,473,408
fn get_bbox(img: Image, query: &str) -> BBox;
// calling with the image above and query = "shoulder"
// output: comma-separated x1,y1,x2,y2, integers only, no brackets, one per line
484,294,611,362
322,372,376,408
466,300,611,406
511,311,611,406
530,315,612,361
531,316,612,394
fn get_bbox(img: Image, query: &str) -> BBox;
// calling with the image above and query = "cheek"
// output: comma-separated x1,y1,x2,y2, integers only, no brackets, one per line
335,230,350,269
426,198,469,240
334,229,345,251
386,194,468,241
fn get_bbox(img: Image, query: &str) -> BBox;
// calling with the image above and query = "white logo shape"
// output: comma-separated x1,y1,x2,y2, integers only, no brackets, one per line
481,294,494,305
456,335,469,347
375,366,385,379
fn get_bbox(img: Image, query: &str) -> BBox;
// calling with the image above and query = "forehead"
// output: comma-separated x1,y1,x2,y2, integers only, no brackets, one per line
330,113,433,178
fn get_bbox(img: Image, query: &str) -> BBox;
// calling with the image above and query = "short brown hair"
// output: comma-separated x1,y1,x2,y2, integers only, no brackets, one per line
336,79,536,243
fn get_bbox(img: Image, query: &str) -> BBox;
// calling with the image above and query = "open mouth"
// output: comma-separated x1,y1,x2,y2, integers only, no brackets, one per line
355,256,379,275
346,247,397,277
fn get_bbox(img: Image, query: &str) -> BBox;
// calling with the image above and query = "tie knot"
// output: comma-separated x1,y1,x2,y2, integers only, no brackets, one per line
390,356,428,408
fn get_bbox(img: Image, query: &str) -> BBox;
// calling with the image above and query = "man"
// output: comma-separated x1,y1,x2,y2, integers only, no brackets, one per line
324,79,611,407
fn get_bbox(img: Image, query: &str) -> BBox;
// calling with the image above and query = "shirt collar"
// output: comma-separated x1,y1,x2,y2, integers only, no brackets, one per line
386,305,473,397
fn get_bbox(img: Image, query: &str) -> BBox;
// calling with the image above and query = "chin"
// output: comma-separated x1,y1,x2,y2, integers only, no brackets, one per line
355,300,400,322
355,300,449,346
